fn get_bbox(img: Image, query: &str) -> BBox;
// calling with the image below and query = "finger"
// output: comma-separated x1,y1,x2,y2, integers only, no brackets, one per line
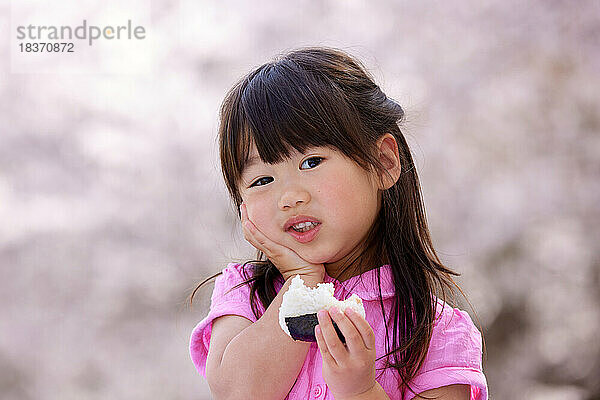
329,306,364,354
240,203,252,230
239,208,261,248
315,325,337,366
317,308,347,363
344,308,376,350
243,218,278,256
239,204,273,254
240,203,249,235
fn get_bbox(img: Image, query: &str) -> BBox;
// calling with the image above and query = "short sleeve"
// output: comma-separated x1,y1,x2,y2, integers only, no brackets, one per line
405,301,488,400
189,263,261,378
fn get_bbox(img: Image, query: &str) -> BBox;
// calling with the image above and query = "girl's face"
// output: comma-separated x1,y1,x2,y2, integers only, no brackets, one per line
239,144,381,269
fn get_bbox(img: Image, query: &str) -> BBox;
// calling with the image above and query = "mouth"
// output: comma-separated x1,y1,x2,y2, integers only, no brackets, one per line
283,215,321,232
286,222,322,243
287,221,321,233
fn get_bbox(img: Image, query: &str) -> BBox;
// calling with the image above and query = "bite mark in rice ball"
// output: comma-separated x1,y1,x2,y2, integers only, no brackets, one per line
279,275,366,343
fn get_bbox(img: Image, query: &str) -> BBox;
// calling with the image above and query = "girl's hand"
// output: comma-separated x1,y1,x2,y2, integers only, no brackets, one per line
315,306,377,400
240,203,325,281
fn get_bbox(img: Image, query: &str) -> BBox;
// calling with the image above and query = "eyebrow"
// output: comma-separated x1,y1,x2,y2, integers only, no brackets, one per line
244,155,261,168
243,146,323,173
246,154,260,165
241,155,262,176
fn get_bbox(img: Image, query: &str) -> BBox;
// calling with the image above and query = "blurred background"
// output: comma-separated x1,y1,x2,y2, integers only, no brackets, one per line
1,0,599,399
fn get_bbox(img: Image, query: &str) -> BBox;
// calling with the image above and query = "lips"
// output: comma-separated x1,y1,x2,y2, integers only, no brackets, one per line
286,221,322,244
283,215,322,231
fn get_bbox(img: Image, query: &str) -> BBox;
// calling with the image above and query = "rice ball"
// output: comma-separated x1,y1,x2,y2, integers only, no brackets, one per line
279,275,366,342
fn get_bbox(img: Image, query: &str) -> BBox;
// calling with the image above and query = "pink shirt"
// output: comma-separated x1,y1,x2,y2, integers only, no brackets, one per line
190,263,488,399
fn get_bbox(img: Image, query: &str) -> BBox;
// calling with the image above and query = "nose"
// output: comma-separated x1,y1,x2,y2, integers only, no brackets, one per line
278,187,311,210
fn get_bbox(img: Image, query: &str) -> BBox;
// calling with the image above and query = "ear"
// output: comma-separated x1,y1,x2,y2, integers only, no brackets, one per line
374,133,401,190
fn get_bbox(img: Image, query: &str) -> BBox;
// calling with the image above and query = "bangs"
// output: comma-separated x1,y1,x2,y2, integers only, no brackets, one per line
230,60,370,176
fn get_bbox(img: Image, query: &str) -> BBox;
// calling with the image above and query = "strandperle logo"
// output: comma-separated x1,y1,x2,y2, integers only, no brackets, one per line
16,20,146,46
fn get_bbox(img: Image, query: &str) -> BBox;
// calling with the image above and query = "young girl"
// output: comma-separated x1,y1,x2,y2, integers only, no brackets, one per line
189,47,488,400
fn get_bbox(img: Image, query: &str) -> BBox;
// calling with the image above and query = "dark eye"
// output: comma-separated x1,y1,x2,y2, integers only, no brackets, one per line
249,177,273,187
300,156,323,170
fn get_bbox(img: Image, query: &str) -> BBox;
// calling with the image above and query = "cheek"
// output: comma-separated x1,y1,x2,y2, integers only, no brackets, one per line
317,176,355,217
318,172,376,222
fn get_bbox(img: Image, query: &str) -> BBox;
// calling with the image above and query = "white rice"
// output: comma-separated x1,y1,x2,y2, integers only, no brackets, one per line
278,275,366,337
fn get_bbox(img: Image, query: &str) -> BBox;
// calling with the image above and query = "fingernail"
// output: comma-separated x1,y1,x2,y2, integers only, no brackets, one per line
329,306,339,315
318,310,327,319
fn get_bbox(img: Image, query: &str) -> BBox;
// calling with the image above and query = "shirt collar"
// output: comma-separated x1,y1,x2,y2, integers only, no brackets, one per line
323,264,395,301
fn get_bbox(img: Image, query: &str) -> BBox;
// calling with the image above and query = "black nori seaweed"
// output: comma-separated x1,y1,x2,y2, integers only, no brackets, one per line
285,313,346,343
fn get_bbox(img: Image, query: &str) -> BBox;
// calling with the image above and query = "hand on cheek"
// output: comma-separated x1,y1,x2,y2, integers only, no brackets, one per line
239,202,325,280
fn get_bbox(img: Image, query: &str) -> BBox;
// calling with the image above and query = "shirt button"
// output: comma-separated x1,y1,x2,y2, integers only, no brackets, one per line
313,384,324,398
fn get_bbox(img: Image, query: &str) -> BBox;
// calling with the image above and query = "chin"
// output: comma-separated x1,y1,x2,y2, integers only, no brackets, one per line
294,249,336,265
